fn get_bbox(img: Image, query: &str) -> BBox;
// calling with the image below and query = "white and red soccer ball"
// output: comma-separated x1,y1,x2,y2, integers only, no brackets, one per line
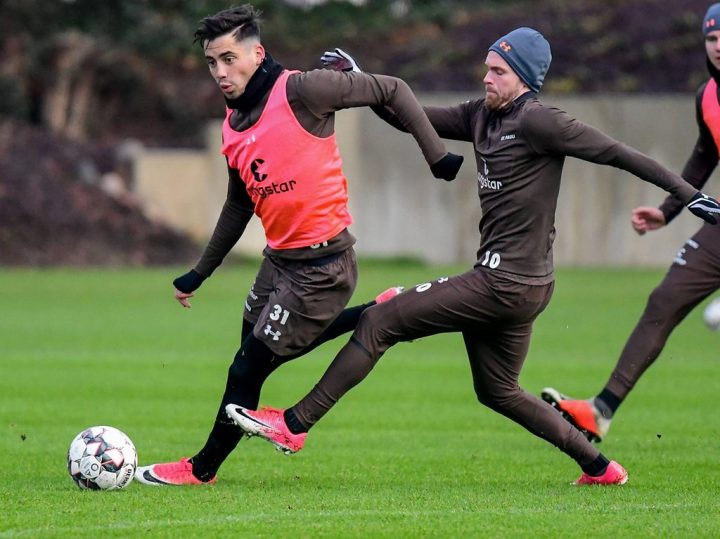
67,426,137,490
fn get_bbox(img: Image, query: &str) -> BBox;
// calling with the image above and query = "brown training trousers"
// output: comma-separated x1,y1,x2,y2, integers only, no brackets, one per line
604,222,720,400
293,267,601,467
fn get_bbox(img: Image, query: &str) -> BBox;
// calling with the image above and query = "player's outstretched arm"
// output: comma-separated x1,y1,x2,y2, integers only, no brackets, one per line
630,206,666,235
321,48,407,132
318,48,464,181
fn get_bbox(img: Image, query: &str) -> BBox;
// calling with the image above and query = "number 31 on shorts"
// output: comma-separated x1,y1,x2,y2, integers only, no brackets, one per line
269,304,290,325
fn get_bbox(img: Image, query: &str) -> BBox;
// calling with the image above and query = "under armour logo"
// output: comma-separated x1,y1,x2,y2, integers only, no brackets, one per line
251,158,268,182
499,41,512,52
707,18,716,28
264,324,281,341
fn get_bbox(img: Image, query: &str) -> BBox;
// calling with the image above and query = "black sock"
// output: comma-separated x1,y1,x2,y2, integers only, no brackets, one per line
190,417,244,482
284,407,308,434
596,389,621,417
582,453,610,477
190,334,279,483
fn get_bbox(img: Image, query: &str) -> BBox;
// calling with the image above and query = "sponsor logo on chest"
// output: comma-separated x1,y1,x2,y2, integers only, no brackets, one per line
245,157,297,199
477,157,503,191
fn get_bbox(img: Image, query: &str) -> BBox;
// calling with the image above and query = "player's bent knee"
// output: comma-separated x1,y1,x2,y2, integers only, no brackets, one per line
474,382,518,411
227,358,251,382
354,308,400,352
646,285,681,312
357,305,383,327
227,352,271,383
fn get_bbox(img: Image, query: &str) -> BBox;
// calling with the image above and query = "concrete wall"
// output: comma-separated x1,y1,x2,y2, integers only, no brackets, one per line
133,93,719,267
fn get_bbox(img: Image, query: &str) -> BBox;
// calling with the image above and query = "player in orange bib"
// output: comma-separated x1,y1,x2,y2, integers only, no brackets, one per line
134,4,463,486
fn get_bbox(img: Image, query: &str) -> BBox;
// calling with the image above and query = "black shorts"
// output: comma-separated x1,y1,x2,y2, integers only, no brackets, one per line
244,248,358,355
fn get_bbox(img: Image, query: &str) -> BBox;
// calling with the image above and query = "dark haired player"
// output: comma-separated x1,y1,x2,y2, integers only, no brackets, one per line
230,28,720,486
542,3,720,444
134,3,463,486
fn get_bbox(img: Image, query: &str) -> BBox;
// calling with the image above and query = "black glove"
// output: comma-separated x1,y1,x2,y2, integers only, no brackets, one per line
430,153,464,182
320,48,361,72
686,191,720,225
173,269,206,293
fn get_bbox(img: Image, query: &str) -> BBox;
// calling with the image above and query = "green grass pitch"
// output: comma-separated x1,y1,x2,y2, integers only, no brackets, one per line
1,261,719,538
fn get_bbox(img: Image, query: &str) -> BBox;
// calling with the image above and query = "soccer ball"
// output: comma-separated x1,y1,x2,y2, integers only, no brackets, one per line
67,426,137,490
703,297,720,331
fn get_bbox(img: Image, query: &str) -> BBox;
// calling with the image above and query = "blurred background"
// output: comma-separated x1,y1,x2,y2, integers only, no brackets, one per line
1,0,717,267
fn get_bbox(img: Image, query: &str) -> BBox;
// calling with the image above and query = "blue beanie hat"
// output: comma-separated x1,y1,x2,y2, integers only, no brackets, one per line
489,27,552,93
704,3,720,34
